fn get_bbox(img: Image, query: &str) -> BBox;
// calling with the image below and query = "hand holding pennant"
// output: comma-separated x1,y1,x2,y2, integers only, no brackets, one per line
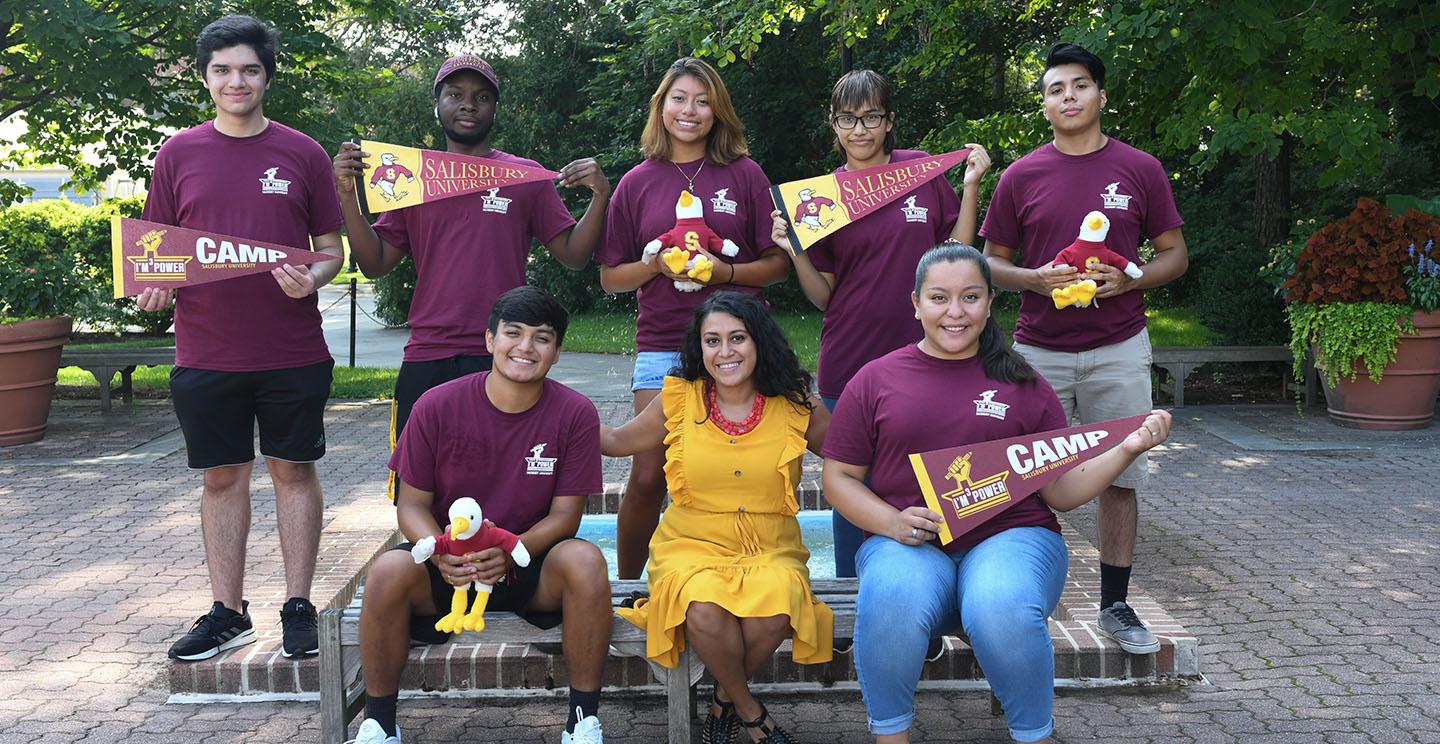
769,148,971,254
111,217,339,299
906,414,1152,544
354,139,559,214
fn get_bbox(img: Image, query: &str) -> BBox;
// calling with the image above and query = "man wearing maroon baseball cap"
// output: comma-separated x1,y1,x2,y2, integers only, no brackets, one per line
332,52,611,744
432,53,501,97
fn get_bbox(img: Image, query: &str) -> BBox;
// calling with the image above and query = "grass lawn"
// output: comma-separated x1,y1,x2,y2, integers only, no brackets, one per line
57,306,1213,398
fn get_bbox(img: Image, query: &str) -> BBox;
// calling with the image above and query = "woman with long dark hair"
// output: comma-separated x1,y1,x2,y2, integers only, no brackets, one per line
604,292,830,744
822,243,1171,743
598,57,790,581
769,69,990,585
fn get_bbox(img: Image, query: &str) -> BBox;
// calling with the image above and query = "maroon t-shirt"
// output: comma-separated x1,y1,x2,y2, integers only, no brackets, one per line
142,120,343,371
822,344,1066,552
807,150,961,398
596,157,777,351
372,149,576,362
389,373,602,533
978,139,1183,353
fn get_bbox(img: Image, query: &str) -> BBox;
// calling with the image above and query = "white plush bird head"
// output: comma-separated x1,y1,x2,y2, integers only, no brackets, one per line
675,190,703,220
1079,210,1110,242
446,497,484,540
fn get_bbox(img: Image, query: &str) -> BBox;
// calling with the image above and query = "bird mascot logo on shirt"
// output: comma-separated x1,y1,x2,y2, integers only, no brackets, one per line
1051,210,1144,309
641,190,740,292
410,498,531,634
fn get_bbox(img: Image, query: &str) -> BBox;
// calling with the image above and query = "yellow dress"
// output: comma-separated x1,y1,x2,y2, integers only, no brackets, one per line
616,376,834,668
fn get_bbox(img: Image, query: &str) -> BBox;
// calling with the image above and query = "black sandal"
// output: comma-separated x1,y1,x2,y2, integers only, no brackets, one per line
739,701,797,744
701,689,738,744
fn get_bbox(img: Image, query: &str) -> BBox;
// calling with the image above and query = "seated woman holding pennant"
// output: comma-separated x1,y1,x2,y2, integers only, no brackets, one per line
820,242,1171,744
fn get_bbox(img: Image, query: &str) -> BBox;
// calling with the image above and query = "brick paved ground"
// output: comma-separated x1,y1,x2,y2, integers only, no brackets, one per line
1,398,1437,743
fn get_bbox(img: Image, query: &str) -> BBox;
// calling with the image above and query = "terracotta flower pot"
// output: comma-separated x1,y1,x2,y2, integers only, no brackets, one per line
1320,310,1440,430
0,316,72,445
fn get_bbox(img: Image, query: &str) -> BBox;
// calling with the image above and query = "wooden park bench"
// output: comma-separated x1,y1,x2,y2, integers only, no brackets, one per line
1151,345,1316,407
59,346,176,413
319,578,869,744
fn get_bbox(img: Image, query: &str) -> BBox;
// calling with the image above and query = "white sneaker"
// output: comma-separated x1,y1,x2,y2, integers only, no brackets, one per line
560,706,604,744
347,718,401,744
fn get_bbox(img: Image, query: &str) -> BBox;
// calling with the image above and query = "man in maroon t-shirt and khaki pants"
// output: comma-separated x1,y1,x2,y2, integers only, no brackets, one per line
981,43,1189,656
136,16,346,662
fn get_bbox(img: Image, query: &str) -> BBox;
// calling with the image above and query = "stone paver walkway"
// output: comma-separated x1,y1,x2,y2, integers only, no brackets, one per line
1,384,1437,742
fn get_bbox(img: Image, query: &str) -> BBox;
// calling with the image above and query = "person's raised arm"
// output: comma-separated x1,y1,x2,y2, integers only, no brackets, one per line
1039,410,1172,512
544,158,612,269
601,395,668,456
771,210,836,310
949,143,991,246
333,142,406,278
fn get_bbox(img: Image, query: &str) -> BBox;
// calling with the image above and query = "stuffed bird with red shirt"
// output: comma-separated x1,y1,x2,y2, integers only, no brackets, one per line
1051,211,1144,309
641,190,740,292
411,497,531,634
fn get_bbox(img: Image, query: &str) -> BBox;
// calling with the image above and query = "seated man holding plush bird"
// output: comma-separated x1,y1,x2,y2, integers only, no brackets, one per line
349,286,611,744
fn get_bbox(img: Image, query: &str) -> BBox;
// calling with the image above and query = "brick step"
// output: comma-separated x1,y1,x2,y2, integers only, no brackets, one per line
170,519,1198,697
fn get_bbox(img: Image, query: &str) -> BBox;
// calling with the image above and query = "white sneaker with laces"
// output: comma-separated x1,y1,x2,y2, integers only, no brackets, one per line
561,706,604,744
346,718,401,744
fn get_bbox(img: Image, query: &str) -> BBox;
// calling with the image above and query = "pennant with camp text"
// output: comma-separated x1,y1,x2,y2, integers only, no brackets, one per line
110,217,339,298
770,149,971,253
355,139,560,213
908,414,1148,544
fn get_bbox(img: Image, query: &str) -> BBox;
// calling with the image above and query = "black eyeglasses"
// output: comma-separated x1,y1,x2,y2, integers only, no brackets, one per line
832,112,889,130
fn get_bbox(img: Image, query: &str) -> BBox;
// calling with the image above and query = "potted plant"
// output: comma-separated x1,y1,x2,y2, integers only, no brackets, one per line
0,207,101,445
1284,198,1440,429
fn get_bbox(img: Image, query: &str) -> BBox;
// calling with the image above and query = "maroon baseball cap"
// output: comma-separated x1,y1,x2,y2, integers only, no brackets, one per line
433,54,500,97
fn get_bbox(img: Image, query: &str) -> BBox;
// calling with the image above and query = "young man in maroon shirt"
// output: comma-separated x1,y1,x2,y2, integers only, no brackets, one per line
136,15,345,662
332,54,610,445
980,43,1189,655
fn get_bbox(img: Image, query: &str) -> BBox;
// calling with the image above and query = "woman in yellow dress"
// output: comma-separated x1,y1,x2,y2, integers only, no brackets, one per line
604,291,832,744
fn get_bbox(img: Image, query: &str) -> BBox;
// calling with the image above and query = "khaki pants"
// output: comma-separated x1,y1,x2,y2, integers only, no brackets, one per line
1014,328,1153,489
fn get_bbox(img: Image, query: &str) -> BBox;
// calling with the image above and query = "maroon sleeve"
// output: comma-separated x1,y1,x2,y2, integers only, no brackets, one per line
555,397,602,497
807,235,836,273
978,166,1022,251
372,208,412,254
530,181,578,245
747,161,778,252
141,142,178,225
306,141,345,236
596,178,638,267
1031,377,1068,433
389,393,439,492
1140,157,1184,240
935,176,961,244
821,371,878,466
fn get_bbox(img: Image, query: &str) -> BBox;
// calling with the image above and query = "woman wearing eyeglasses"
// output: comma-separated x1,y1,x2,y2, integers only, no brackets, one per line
770,69,990,583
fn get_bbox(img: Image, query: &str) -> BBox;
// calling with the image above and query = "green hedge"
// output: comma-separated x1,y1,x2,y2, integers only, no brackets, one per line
0,196,172,333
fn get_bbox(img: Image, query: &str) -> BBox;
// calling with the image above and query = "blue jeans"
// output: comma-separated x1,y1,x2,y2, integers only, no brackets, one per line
630,351,682,391
820,395,863,578
853,527,1068,741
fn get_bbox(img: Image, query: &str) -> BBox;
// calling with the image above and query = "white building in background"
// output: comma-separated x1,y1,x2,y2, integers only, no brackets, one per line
0,117,145,204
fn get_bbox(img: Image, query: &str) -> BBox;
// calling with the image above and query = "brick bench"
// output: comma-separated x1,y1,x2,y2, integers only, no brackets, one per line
59,346,176,413
1151,345,1315,407
319,579,868,744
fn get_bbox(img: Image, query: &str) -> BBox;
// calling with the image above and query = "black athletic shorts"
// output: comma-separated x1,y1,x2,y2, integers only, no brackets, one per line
393,541,562,645
391,354,492,440
170,359,334,470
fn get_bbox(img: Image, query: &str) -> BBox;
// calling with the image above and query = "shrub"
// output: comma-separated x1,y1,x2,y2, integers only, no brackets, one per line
0,204,103,322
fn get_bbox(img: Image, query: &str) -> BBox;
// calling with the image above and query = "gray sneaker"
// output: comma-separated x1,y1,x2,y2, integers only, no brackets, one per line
1097,601,1159,654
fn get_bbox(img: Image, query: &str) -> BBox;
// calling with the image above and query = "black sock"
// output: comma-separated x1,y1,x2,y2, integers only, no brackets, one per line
566,687,601,733
1100,562,1131,609
366,692,399,737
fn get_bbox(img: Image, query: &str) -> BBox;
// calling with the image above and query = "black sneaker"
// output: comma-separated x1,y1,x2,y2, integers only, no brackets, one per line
169,601,255,661
281,597,320,658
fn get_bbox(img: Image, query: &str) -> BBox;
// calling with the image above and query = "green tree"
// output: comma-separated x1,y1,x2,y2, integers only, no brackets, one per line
0,0,473,205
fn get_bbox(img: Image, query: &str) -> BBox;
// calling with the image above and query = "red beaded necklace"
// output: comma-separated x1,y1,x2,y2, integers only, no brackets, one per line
707,382,765,436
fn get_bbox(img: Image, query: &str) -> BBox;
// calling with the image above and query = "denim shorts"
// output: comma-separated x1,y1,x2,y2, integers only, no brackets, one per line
630,351,682,392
